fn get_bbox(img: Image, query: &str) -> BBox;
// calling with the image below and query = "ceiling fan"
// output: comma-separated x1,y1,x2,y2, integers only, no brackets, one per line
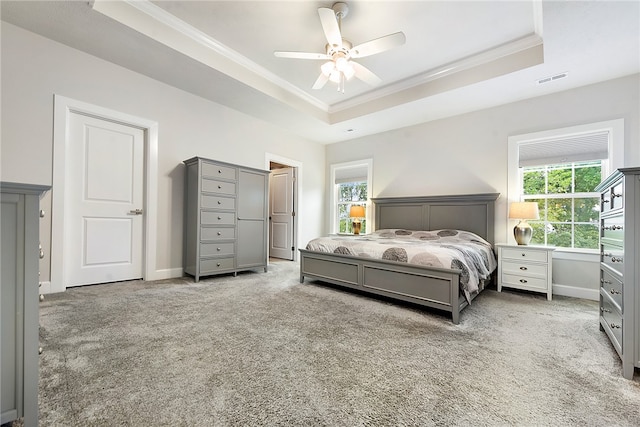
274,2,406,93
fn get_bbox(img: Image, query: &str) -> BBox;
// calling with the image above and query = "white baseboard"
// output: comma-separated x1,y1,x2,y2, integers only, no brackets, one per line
552,283,599,301
147,268,184,281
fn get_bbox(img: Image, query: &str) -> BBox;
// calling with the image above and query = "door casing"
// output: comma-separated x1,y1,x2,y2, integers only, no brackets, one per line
265,153,301,261
51,95,159,293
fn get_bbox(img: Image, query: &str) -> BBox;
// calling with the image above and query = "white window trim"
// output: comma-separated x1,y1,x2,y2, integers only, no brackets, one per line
329,159,373,234
507,119,624,255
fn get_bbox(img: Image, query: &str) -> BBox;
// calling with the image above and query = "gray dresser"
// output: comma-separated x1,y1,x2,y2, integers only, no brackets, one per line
183,157,269,282
595,167,640,380
1,182,49,426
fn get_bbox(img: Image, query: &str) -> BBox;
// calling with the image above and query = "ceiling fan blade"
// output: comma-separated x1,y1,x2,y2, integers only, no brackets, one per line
312,73,329,90
352,62,383,86
274,51,330,60
318,7,342,48
350,32,406,58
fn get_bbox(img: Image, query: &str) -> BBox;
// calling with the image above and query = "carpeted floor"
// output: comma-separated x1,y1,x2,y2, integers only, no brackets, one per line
35,260,639,426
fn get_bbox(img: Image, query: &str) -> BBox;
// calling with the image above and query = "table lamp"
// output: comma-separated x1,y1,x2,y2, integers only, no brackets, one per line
509,202,539,245
349,205,365,235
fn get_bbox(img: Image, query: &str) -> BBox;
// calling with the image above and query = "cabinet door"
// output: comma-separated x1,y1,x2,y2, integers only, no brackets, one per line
237,169,267,268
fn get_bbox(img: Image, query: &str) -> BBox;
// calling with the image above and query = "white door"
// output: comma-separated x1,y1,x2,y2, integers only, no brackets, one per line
66,112,144,287
269,167,295,260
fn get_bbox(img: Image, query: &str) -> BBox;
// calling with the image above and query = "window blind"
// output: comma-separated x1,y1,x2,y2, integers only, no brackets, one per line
518,130,609,168
334,165,368,184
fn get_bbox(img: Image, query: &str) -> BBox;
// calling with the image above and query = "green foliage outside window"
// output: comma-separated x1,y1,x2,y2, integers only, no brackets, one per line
522,162,601,249
337,181,367,233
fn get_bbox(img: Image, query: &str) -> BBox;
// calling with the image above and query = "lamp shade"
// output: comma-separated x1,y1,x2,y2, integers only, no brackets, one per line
349,205,365,218
509,202,540,220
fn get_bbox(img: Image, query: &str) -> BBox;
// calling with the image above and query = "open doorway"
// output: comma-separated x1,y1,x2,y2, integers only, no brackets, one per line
266,155,300,261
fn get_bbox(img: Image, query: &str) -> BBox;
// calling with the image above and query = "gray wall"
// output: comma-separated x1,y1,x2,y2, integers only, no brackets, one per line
326,74,640,299
1,23,325,285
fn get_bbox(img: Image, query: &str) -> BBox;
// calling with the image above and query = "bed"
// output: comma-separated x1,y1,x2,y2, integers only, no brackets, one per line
299,193,499,324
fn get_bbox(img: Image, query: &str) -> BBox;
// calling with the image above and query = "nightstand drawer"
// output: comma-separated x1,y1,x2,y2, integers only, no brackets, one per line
501,273,548,291
500,247,549,263
501,261,547,278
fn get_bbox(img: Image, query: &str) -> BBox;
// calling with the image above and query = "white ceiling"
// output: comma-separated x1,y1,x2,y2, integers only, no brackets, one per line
2,1,639,144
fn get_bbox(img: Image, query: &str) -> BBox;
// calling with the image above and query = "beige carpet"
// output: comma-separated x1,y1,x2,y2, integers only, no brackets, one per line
35,260,640,426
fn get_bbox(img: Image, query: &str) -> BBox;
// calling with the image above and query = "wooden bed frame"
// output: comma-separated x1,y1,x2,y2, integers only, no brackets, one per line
299,193,499,324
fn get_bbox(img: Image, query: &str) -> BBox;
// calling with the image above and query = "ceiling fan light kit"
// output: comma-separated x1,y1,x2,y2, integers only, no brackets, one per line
274,2,406,94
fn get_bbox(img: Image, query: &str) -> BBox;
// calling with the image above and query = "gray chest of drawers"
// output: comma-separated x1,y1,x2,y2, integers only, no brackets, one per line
595,167,640,380
184,157,269,282
1,182,49,426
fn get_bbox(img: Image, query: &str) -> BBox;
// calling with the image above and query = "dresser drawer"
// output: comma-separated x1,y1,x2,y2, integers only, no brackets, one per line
201,194,235,210
600,294,622,355
201,162,236,181
501,273,548,291
601,243,624,274
201,211,235,225
201,226,235,241
200,257,235,274
202,178,236,196
200,242,235,257
601,179,624,213
501,260,547,279
600,268,623,310
601,214,624,246
500,247,549,263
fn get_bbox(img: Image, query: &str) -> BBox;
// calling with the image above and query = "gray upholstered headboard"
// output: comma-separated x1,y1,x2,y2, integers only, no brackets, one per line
371,193,499,245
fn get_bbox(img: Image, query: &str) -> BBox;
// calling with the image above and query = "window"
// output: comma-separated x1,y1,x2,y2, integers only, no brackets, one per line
330,159,373,234
522,161,601,249
508,120,624,252
337,181,368,233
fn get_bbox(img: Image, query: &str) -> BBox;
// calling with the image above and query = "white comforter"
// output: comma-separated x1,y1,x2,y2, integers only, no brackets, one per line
305,229,497,301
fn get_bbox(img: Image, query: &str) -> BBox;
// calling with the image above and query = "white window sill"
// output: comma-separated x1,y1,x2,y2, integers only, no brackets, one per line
547,247,600,261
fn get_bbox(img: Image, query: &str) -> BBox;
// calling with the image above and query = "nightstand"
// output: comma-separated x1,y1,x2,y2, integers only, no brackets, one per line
496,244,555,300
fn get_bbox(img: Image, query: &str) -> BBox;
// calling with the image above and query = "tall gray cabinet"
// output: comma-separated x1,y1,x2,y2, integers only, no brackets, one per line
595,167,640,380
183,157,269,282
1,182,49,426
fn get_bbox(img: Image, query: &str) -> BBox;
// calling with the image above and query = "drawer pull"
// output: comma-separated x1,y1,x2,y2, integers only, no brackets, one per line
218,169,222,174
521,253,526,257
218,201,222,205
519,266,528,271
218,185,222,189
600,279,611,285
610,322,621,329
217,247,221,251
218,216,222,220
519,279,528,283
600,307,611,313
610,288,621,295
39,249,45,259
603,225,623,231
217,232,222,236
217,262,221,267
601,253,622,262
